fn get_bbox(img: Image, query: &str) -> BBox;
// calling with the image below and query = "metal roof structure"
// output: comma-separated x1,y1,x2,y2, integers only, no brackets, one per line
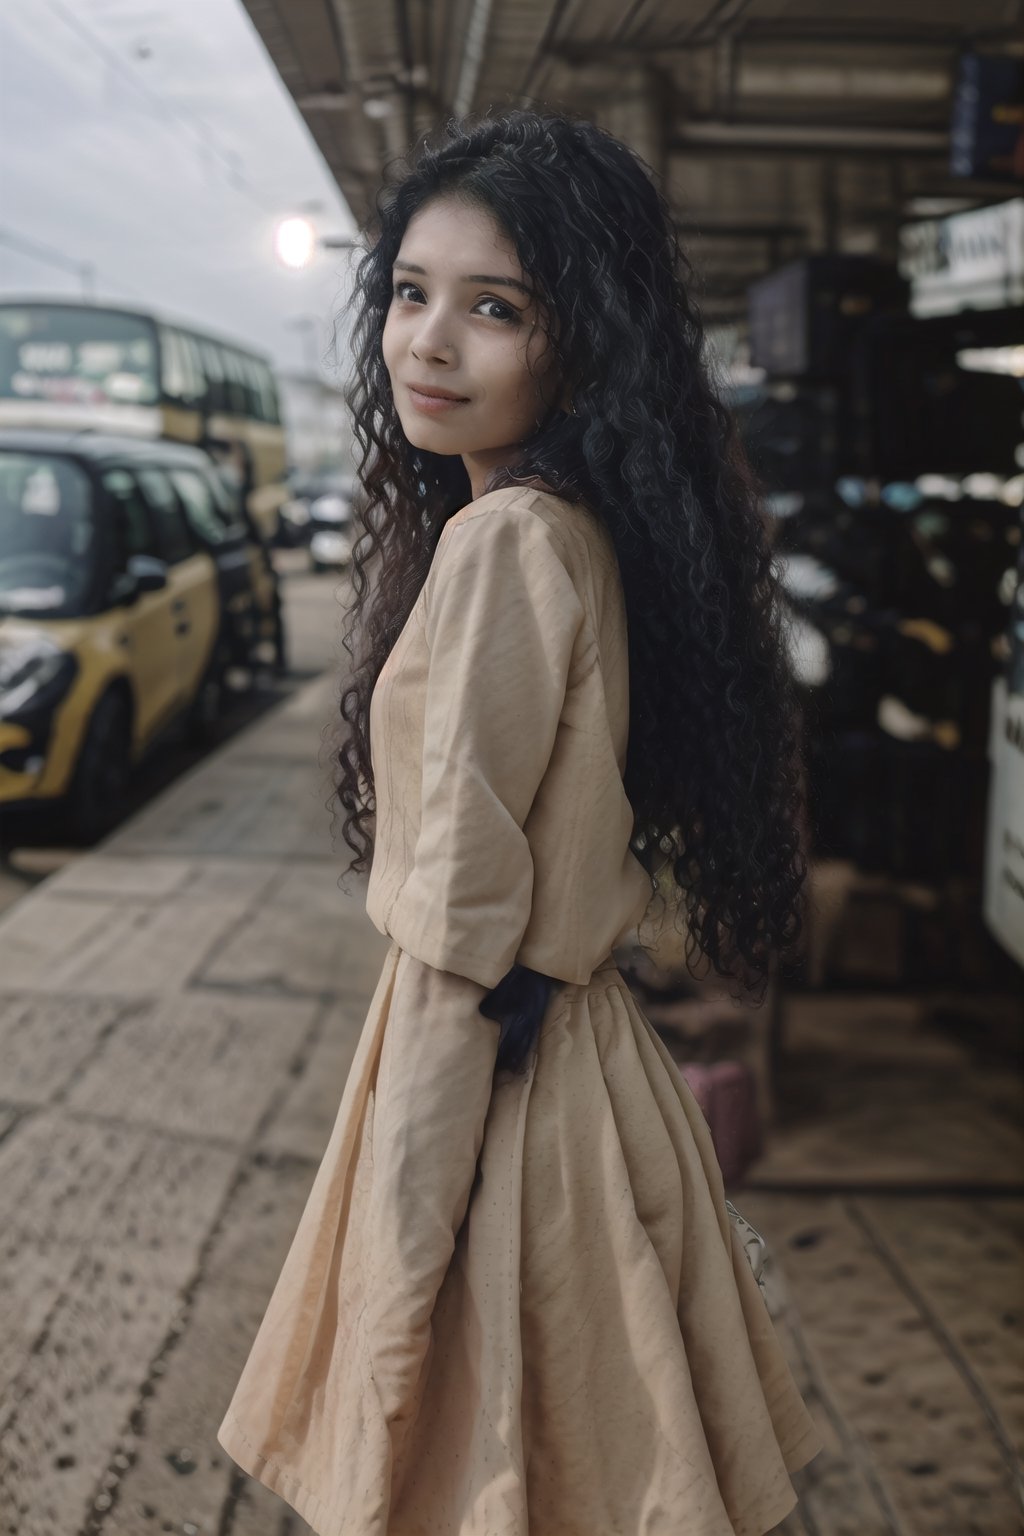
241,0,1023,318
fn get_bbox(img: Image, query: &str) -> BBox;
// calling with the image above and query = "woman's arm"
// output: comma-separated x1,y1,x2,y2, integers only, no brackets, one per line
382,501,585,990
363,949,499,1446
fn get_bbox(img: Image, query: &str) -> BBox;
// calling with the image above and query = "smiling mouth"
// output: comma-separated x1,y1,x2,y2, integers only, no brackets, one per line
406,383,470,413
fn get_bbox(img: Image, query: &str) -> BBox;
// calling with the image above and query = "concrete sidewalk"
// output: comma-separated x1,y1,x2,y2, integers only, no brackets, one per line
0,669,1020,1535
0,672,391,1535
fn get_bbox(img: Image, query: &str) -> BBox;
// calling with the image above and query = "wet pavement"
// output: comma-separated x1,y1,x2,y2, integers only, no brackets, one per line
0,583,1020,1534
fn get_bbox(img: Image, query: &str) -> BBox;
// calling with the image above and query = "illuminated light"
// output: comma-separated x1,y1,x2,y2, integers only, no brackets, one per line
963,472,1006,501
1001,475,1024,508
783,614,831,688
916,474,963,501
275,217,317,270
955,345,1024,377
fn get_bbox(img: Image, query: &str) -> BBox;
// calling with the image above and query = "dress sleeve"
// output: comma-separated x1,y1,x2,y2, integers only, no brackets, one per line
363,948,499,1460
384,503,586,989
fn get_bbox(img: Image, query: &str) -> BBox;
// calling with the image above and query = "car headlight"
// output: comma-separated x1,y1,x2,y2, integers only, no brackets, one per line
0,639,79,719
310,494,350,524
781,612,831,688
281,498,311,526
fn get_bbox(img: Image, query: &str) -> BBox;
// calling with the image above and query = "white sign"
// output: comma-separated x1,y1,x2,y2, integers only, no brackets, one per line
984,676,1024,968
900,198,1024,317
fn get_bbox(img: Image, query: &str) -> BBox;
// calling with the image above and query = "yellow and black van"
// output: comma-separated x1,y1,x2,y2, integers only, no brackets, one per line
0,430,284,843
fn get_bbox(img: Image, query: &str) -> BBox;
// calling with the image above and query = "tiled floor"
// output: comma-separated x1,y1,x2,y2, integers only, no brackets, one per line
739,985,1023,1534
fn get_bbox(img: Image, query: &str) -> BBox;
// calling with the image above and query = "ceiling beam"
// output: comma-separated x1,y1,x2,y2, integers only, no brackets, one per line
669,122,949,155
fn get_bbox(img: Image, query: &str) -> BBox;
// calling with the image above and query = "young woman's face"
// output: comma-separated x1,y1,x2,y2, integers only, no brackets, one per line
381,196,563,494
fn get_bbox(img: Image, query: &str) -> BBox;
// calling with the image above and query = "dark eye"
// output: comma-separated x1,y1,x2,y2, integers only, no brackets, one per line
475,297,519,323
394,281,424,302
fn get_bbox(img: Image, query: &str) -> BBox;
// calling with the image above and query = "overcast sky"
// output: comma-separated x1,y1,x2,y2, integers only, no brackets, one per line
0,0,358,378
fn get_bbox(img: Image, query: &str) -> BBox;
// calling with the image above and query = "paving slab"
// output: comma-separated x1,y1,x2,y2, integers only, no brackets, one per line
90,1279,315,1536
0,897,122,992
739,1191,1023,1534
860,1197,1023,1471
103,759,337,861
0,994,142,1106
0,1247,185,1536
44,854,284,905
258,991,370,1162
0,1112,238,1288
1,891,259,995
65,989,322,1142
218,670,340,766
0,1114,162,1251
0,1231,84,1417
198,861,386,996
201,1158,322,1303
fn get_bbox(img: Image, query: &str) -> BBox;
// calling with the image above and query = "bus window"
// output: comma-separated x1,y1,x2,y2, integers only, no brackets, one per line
160,327,204,406
258,363,282,426
251,358,281,424
179,334,207,407
160,328,187,402
242,355,268,421
200,340,226,414
219,348,246,416
0,304,159,407
237,353,259,418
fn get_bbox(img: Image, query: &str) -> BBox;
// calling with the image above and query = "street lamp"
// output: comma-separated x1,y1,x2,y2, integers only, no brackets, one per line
275,217,317,270
274,216,361,270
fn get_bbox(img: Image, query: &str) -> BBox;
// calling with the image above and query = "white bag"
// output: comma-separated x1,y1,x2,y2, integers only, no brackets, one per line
725,1199,769,1297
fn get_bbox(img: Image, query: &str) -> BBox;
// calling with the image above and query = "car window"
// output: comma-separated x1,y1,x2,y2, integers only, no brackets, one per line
0,451,95,617
103,468,159,562
168,466,243,545
134,466,195,565
205,465,249,528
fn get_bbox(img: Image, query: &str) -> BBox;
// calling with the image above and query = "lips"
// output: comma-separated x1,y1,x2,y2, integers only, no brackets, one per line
406,382,469,402
404,381,471,417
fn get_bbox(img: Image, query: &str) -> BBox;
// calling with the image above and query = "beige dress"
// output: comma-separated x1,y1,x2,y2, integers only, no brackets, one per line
216,486,824,1535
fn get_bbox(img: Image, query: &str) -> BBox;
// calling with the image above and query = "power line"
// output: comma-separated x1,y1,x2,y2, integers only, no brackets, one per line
0,223,149,304
43,0,280,217
0,226,94,295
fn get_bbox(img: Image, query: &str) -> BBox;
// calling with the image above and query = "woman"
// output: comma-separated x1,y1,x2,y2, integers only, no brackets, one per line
217,109,824,1534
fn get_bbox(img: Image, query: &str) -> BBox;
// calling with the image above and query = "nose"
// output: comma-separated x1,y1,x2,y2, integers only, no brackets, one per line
409,305,455,365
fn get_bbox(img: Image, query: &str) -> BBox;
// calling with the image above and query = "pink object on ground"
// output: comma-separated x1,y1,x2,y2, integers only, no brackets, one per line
678,1060,763,1185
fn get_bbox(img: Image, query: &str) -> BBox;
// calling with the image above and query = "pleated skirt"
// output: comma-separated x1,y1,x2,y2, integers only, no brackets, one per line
217,940,823,1535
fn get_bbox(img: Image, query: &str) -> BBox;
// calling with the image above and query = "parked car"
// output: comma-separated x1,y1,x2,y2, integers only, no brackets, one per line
279,470,356,571
0,430,285,842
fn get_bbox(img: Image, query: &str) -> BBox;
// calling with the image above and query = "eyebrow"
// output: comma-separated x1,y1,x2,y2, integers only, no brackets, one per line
393,260,532,300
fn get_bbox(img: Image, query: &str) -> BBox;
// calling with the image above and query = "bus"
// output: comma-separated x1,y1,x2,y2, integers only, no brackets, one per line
0,299,288,536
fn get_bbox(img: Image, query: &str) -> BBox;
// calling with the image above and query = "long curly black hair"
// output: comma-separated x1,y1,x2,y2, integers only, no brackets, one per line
334,107,808,1022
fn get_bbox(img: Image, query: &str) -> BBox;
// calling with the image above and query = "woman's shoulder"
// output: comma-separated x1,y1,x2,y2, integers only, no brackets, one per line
441,483,612,571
